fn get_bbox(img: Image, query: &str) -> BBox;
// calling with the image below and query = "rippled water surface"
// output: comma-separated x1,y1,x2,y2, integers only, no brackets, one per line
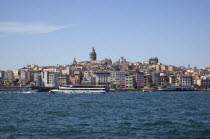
0,91,210,138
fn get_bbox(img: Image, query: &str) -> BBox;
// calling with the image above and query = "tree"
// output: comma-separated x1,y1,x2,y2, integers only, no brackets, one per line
150,83,156,87
164,82,171,86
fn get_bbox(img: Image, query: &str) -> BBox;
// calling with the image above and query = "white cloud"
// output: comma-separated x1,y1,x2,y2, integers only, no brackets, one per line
0,22,71,34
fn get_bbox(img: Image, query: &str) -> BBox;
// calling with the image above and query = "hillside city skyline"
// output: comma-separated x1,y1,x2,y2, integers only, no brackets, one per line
1,47,210,91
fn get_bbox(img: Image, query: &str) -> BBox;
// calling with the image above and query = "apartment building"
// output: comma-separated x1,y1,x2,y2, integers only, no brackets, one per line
178,74,193,86
110,71,126,88
95,71,111,87
41,71,58,87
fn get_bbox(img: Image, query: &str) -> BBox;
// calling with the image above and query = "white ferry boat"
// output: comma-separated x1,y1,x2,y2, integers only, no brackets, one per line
49,85,108,94
158,86,194,91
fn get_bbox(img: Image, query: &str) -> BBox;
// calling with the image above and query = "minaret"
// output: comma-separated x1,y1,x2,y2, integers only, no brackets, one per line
89,47,97,61
72,58,77,65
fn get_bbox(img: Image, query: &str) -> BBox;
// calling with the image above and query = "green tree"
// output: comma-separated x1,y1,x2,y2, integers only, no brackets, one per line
150,83,156,87
164,82,171,86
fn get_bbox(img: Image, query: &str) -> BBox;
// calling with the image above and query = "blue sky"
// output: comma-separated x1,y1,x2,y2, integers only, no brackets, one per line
0,0,210,70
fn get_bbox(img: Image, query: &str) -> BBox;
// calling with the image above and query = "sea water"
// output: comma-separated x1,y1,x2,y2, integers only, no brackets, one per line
0,91,210,138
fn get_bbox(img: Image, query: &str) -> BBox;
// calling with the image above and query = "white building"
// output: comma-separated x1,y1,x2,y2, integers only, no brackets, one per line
4,71,14,81
41,71,58,87
125,75,134,89
169,75,177,86
20,70,29,80
195,77,210,89
34,73,42,87
95,71,111,87
12,70,19,79
110,71,126,88
178,74,193,86
4,71,14,85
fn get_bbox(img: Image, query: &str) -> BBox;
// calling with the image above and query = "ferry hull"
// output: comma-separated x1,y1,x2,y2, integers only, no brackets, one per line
50,90,106,94
49,85,108,94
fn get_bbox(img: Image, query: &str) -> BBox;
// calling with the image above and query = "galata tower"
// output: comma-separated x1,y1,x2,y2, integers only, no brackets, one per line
89,47,97,61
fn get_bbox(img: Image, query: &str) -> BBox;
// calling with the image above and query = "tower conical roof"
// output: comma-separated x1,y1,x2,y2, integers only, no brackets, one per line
92,47,95,52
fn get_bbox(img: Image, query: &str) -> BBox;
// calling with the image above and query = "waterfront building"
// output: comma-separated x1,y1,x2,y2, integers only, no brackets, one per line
20,70,29,80
20,70,30,86
159,74,169,86
195,77,210,89
89,47,97,62
135,72,146,89
95,71,111,87
4,71,14,85
69,69,82,85
12,70,19,79
34,73,42,87
125,74,134,90
152,72,160,86
177,74,193,86
41,71,58,87
58,74,70,86
28,70,41,82
145,74,152,87
169,75,178,86
110,71,126,89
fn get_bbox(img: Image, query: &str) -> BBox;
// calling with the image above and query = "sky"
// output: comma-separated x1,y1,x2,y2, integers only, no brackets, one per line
0,0,210,70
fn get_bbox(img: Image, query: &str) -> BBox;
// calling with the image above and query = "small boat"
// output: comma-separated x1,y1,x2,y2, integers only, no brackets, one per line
109,88,116,92
143,88,155,92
